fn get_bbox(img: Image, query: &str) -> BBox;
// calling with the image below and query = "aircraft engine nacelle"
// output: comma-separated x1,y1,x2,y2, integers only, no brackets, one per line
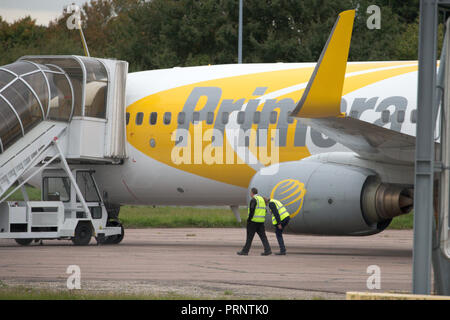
249,160,413,236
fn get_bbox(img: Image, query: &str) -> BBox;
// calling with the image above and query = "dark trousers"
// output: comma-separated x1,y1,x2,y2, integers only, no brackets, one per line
274,217,290,253
242,221,271,253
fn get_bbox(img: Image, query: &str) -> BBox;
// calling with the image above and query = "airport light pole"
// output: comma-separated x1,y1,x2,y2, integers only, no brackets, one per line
414,0,450,295
436,19,450,295
413,0,438,295
238,0,243,64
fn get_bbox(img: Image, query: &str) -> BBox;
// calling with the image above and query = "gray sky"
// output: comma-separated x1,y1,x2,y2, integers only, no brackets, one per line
0,0,89,25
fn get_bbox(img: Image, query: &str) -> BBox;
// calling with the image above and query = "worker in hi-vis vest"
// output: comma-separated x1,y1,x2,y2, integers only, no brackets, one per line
237,187,272,256
264,197,290,255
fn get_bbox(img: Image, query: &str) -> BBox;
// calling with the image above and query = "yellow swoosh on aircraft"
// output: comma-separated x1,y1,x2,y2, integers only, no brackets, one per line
126,61,418,188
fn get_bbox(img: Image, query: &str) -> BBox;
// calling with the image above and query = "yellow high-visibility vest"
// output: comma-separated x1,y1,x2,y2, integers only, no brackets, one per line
269,199,290,225
248,195,266,223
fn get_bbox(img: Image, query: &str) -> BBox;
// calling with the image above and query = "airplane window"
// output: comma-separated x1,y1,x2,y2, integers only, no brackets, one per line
150,112,157,125
222,112,229,124
126,112,130,125
163,112,171,125
206,112,214,124
192,111,200,123
136,112,144,125
411,109,417,123
237,111,245,124
178,112,185,124
270,111,277,124
253,111,261,124
397,110,405,123
381,110,390,124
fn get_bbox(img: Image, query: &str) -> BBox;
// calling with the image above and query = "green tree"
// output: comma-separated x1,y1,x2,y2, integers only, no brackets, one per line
0,0,438,71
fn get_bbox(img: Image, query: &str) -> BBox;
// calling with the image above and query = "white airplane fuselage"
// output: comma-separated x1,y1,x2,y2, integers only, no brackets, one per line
87,61,419,207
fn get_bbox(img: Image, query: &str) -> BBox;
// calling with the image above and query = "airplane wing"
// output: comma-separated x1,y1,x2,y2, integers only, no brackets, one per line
302,116,416,164
291,9,418,165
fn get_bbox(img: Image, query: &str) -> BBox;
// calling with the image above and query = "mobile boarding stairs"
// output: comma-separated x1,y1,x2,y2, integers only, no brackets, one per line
0,56,128,245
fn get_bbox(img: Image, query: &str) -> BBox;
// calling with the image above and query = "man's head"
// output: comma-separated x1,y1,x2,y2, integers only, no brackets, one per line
263,197,270,205
250,187,258,197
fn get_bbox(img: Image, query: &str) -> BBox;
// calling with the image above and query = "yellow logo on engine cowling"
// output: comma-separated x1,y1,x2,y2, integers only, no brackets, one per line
270,179,307,218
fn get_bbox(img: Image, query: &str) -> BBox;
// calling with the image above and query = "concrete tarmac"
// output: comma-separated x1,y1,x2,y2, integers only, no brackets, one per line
0,228,413,299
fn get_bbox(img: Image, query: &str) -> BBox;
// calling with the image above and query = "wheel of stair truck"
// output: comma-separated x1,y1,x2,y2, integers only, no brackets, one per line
72,222,93,246
15,239,33,246
95,221,124,245
109,223,124,245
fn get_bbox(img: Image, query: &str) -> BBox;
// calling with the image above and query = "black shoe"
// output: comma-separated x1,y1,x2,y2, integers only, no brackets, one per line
275,251,286,255
261,251,272,256
237,251,248,256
